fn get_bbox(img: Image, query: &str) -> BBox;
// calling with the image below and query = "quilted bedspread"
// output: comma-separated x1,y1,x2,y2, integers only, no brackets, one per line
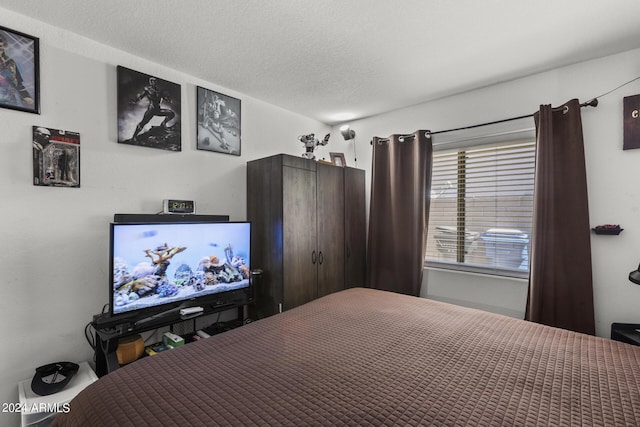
53,288,640,426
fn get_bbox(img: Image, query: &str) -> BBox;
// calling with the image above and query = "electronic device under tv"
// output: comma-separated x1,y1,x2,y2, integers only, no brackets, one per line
106,220,252,328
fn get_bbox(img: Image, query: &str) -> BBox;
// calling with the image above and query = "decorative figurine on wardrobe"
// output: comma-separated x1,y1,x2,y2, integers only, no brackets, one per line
299,133,330,159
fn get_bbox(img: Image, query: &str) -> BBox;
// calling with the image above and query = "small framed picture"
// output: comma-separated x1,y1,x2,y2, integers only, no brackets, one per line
197,86,241,155
32,126,80,188
0,26,40,114
117,66,181,151
330,152,346,167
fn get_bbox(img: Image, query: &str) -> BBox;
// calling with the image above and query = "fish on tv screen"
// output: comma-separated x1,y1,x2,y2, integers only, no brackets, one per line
111,221,251,316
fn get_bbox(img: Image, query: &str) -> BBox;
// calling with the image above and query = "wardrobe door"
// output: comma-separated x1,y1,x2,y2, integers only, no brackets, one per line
247,156,284,319
282,165,318,310
345,167,366,288
316,163,345,297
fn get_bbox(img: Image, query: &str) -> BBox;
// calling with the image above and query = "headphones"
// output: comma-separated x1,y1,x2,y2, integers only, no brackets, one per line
31,362,79,396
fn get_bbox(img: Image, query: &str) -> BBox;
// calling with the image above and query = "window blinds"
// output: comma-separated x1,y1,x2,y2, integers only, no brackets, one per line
425,141,535,276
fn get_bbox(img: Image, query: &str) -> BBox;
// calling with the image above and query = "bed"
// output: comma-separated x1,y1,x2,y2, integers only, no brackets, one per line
53,287,640,426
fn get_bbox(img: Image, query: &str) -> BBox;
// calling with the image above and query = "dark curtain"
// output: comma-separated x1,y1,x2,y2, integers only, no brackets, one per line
525,99,595,335
366,130,433,296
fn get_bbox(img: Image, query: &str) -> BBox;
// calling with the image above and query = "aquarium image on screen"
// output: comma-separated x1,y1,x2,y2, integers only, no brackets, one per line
111,221,251,315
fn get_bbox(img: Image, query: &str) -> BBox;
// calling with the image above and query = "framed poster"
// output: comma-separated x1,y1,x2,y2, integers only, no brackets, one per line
32,126,80,187
196,86,241,155
623,94,640,150
0,26,39,114
117,66,181,151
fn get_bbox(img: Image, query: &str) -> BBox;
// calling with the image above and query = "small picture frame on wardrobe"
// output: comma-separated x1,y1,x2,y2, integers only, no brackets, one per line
330,152,346,167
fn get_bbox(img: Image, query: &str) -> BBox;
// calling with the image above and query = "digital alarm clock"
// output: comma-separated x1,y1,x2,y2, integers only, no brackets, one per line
163,199,196,214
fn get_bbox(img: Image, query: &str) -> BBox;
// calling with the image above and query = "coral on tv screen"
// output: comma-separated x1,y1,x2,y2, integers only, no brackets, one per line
110,221,251,316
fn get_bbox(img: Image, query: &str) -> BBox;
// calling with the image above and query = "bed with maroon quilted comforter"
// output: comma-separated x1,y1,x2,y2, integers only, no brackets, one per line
53,288,640,426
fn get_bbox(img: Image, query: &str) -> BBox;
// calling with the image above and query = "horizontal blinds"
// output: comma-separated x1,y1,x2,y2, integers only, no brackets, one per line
426,141,535,274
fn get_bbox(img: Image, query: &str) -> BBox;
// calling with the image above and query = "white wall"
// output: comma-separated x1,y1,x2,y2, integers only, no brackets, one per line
0,8,331,426
340,48,640,337
423,268,529,318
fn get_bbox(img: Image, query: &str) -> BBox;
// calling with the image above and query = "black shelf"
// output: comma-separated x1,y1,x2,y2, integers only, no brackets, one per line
592,227,623,235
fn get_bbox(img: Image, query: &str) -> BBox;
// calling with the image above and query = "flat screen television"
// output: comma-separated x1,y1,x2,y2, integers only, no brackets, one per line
108,221,252,325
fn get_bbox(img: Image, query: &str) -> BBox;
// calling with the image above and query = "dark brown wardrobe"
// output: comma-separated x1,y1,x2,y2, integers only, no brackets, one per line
247,154,365,319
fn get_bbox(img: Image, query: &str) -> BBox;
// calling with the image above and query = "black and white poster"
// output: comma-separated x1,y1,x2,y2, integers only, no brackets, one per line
197,86,241,155
32,126,80,187
117,66,181,151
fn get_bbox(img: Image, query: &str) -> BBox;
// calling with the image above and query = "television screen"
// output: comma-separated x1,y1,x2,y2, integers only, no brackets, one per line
110,221,251,317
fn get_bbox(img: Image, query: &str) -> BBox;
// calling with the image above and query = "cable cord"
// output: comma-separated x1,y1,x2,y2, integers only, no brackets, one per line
85,322,95,351
590,75,640,100
352,136,358,167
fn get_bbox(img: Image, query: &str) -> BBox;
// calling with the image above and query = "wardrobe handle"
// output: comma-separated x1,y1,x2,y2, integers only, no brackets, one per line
318,251,324,265
312,250,317,264
346,246,351,258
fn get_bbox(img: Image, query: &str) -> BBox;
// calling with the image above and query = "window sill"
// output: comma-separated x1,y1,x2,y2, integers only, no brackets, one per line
424,260,529,281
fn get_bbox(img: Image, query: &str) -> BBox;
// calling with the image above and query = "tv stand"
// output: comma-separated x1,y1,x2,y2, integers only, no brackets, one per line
93,302,247,377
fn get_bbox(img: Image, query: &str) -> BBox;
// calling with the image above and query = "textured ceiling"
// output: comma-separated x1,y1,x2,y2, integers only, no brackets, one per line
2,0,640,125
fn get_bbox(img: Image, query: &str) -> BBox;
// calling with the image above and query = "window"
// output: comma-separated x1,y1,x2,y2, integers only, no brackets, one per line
425,140,535,278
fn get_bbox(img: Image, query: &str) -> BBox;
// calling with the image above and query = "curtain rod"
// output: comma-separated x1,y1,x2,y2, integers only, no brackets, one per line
431,98,598,136
370,98,599,145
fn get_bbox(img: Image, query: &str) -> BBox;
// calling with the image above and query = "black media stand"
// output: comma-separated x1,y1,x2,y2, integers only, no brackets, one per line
93,302,246,377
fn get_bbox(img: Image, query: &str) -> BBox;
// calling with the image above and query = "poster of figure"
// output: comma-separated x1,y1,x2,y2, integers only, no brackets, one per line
32,126,80,188
117,66,181,151
196,86,241,155
0,25,39,114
